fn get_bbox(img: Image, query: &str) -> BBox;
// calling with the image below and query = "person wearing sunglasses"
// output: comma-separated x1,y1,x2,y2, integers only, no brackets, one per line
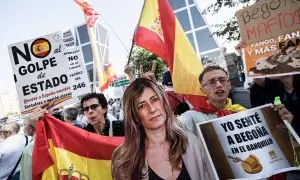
81,93,124,136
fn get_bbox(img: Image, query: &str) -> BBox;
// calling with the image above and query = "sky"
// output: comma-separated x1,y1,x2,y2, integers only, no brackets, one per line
0,0,244,94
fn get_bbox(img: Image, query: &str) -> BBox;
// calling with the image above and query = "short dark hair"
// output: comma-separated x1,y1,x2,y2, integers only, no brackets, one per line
199,65,228,83
80,93,108,117
64,107,79,121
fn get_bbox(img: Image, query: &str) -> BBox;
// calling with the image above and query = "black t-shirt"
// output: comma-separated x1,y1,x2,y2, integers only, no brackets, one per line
84,119,124,136
250,78,300,135
148,160,191,180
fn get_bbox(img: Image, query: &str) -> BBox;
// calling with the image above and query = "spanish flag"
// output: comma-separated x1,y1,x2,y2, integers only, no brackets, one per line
32,114,124,180
134,0,204,96
100,63,117,92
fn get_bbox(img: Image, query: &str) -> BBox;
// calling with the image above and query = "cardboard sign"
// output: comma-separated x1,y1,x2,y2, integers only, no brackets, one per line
235,0,300,44
242,30,300,78
8,32,72,114
198,105,300,179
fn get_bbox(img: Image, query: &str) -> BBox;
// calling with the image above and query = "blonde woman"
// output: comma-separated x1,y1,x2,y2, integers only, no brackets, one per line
112,78,214,180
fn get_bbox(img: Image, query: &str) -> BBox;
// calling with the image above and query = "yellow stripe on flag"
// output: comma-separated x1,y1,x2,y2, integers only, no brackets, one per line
32,42,50,54
173,20,204,96
42,139,113,180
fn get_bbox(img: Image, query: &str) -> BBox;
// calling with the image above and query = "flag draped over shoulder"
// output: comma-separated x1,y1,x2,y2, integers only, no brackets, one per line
100,64,117,92
32,114,124,180
134,0,204,96
192,98,246,117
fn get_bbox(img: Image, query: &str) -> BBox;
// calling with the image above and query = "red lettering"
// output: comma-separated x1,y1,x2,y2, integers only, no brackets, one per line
258,22,269,37
246,26,257,40
283,13,295,27
267,17,280,34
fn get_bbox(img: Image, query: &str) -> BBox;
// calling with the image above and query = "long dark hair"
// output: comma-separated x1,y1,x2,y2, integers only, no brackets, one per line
112,78,187,180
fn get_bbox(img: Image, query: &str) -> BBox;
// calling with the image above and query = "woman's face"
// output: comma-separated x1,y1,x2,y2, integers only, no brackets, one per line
137,87,167,131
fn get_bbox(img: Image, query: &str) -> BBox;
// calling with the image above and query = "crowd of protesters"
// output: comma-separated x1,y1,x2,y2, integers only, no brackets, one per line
1,20,300,180
1,57,299,180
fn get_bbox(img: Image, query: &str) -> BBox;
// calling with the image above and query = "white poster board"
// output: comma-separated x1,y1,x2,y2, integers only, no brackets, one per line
8,32,72,113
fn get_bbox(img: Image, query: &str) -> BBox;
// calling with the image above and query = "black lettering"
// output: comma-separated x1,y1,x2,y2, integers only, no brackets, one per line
245,131,253,140
45,79,54,89
28,64,36,73
235,119,243,129
49,57,57,67
19,66,27,76
261,3,271,19
36,81,45,91
30,83,38,94
60,74,68,84
12,44,31,65
234,134,242,143
22,85,30,96
227,136,235,145
254,112,262,123
242,10,251,25
270,0,281,10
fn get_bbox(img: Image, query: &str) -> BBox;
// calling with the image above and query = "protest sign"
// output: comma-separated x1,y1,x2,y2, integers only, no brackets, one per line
63,30,76,48
8,32,72,114
242,30,300,78
198,104,300,179
235,0,300,44
64,47,90,98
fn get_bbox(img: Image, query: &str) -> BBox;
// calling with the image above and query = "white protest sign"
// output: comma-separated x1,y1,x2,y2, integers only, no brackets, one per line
64,46,90,97
198,105,300,179
212,108,289,178
8,32,72,114
63,30,76,48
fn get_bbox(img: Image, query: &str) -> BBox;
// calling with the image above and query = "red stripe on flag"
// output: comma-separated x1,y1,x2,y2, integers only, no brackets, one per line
44,114,123,159
134,26,167,61
157,0,176,73
32,114,124,180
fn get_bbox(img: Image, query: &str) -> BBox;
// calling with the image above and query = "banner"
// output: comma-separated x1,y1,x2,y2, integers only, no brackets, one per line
198,104,300,179
8,32,72,114
235,0,300,44
242,30,300,78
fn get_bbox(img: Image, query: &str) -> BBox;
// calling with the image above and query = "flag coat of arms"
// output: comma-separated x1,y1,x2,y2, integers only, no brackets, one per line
32,114,124,180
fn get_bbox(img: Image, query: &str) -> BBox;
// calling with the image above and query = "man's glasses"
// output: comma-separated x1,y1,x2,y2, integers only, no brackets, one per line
202,77,229,87
83,104,100,112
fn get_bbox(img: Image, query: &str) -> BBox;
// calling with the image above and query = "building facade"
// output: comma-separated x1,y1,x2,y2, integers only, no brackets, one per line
168,0,222,64
73,22,110,91
0,91,19,117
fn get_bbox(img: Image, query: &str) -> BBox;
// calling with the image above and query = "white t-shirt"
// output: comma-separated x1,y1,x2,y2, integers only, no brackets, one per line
0,134,30,180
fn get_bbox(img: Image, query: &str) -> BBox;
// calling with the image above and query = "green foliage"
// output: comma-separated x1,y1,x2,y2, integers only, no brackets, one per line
129,47,167,81
202,0,256,41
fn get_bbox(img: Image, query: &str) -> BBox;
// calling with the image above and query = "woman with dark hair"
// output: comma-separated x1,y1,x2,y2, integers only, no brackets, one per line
112,78,214,180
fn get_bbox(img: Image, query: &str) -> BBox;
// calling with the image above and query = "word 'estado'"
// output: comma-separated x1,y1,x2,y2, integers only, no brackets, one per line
22,74,68,96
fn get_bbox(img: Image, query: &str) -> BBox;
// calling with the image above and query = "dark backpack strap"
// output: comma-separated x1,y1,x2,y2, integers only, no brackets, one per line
7,135,28,180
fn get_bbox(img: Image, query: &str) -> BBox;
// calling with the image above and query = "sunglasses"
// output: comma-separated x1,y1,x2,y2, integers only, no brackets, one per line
83,104,100,112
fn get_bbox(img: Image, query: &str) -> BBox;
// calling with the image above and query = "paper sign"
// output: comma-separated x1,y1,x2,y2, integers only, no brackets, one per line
235,0,300,44
242,30,300,78
8,32,72,113
198,105,300,179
